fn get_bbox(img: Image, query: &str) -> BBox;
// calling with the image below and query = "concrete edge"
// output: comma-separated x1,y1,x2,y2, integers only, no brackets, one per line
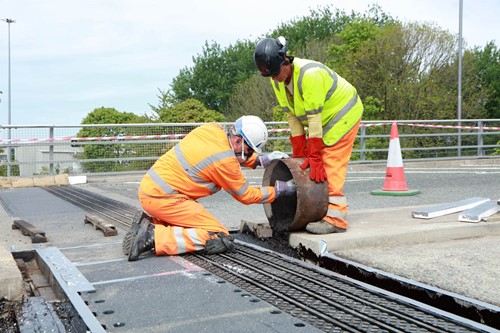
0,245,23,301
0,191,34,301
289,220,500,255
0,174,70,189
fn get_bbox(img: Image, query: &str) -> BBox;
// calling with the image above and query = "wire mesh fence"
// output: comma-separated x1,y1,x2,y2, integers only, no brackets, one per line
0,119,498,178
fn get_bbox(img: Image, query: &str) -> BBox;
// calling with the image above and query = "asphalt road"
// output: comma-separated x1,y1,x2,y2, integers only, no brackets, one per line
84,158,500,231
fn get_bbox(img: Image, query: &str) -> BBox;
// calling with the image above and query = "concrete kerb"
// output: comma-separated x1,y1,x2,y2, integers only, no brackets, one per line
0,208,29,301
0,174,69,189
0,245,23,301
288,206,500,255
236,204,500,256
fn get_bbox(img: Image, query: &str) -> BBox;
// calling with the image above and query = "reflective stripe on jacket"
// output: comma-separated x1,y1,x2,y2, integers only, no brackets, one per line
139,123,275,204
272,57,363,146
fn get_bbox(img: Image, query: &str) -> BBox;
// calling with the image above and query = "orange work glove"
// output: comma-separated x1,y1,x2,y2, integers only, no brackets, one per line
300,137,327,183
289,134,307,158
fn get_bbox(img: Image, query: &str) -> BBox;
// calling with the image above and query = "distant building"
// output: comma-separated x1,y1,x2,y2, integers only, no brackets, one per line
7,144,83,177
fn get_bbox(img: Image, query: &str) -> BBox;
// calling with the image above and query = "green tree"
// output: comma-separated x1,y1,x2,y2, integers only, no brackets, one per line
77,107,147,173
167,5,393,121
326,20,490,158
156,98,225,123
270,6,354,50
80,107,144,125
148,88,177,121
471,42,500,119
271,5,393,56
330,21,463,120
225,75,276,121
170,40,256,114
225,6,394,122
159,4,498,159
0,150,20,177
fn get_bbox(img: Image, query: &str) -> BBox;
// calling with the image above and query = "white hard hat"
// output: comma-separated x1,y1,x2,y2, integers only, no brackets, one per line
233,115,268,153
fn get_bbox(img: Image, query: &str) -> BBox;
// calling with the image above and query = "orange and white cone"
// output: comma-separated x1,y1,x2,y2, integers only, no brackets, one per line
371,123,420,196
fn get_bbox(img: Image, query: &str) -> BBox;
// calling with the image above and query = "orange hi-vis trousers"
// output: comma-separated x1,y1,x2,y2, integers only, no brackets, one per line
139,191,229,256
321,119,361,230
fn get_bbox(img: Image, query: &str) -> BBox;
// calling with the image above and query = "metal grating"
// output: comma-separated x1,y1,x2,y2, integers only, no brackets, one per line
186,246,487,333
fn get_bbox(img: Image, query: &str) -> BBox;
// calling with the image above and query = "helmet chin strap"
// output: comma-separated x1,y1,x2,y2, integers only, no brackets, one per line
228,133,245,160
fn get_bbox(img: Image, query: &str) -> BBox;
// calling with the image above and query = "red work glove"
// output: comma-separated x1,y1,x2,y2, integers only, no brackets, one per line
289,134,307,158
300,137,327,183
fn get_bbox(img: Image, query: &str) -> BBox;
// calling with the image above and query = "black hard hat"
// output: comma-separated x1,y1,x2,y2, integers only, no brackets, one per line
253,36,288,77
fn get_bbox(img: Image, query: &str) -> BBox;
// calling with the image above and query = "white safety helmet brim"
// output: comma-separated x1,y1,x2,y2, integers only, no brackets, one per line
233,115,268,154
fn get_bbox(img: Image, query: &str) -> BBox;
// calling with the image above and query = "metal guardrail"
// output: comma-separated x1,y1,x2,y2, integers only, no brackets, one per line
0,119,499,177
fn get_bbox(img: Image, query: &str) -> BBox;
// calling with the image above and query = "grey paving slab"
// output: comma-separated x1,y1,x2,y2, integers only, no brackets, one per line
67,244,321,333
81,273,321,333
0,187,83,217
0,187,125,248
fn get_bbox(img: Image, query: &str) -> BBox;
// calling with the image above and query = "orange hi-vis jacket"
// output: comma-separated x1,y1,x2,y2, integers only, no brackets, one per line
140,123,275,204
138,123,276,256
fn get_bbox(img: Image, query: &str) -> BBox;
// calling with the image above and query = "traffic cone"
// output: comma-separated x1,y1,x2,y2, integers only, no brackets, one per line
371,123,420,196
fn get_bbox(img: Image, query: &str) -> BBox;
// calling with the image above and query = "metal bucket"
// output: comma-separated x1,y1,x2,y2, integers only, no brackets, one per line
262,158,328,234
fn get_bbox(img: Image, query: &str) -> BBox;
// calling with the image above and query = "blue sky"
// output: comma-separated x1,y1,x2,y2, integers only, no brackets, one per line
0,0,498,126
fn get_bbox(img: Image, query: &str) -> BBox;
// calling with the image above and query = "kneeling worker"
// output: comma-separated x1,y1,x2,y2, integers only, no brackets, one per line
126,115,295,261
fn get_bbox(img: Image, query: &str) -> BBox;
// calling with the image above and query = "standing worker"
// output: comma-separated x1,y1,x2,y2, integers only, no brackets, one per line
254,36,363,234
126,115,294,261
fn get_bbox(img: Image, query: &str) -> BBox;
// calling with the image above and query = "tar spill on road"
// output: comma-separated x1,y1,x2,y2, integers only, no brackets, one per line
236,216,300,259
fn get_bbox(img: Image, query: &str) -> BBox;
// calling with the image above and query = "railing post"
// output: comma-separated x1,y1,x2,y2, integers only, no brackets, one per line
6,125,12,177
49,127,54,175
359,126,366,161
477,121,484,157
6,141,12,177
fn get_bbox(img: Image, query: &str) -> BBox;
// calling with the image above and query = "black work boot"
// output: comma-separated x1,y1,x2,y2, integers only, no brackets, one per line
128,219,155,261
122,211,150,255
204,232,236,255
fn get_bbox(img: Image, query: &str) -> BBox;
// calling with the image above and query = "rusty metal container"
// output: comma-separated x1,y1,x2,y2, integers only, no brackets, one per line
262,158,328,234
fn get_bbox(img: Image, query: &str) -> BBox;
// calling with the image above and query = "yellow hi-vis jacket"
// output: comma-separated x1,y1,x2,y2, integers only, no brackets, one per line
272,57,363,145
139,123,276,204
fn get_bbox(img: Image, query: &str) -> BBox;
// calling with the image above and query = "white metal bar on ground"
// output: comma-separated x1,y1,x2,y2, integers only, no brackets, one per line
68,175,88,185
458,200,500,223
411,197,490,219
36,247,105,333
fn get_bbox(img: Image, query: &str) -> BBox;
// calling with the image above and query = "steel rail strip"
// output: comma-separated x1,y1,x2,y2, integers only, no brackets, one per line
234,246,470,332
43,186,132,226
49,186,137,219
43,186,138,228
189,253,365,333
190,249,449,333
189,252,379,332
221,250,410,333
188,245,490,333
227,246,455,333
60,186,139,226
